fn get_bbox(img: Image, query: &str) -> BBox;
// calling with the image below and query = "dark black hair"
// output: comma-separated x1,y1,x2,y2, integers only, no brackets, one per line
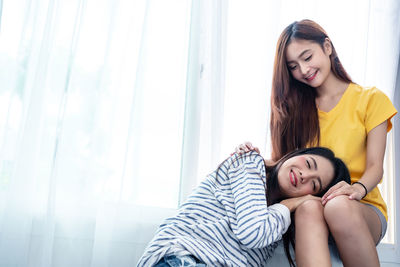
266,147,351,202
264,147,350,267
218,147,350,267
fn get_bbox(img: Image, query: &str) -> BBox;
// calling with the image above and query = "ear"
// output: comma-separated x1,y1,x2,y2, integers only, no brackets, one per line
323,38,332,56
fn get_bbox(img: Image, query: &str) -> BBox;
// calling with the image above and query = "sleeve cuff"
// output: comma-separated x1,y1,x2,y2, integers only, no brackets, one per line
268,203,291,234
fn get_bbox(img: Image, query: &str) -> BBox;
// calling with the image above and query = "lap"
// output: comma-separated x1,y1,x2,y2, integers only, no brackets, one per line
296,197,386,245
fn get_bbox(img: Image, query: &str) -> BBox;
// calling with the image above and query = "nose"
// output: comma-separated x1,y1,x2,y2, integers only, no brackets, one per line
299,171,313,183
299,63,308,75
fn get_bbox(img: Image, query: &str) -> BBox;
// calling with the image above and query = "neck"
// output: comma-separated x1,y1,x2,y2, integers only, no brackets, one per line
316,72,350,97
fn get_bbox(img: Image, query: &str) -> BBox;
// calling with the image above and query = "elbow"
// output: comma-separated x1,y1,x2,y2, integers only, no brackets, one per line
376,166,384,179
236,223,276,249
236,225,264,248
237,230,263,248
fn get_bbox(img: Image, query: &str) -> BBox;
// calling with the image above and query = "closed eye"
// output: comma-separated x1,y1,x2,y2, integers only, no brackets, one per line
305,55,312,61
306,160,311,169
312,181,316,192
288,65,297,70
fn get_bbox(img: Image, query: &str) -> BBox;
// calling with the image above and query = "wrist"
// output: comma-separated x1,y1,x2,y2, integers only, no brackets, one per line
352,181,368,198
280,199,295,212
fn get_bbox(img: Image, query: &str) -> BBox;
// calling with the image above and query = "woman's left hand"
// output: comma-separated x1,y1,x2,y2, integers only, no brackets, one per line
321,181,365,205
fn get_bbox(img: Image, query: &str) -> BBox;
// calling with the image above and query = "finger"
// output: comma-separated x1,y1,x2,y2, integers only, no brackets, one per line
322,184,342,199
244,141,253,148
322,183,346,200
326,188,353,201
323,181,349,198
255,147,260,154
236,145,247,154
240,144,250,152
323,185,358,204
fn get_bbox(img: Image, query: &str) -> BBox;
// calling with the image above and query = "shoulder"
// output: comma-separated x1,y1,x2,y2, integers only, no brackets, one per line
349,83,388,99
228,151,265,169
223,151,266,179
346,83,394,109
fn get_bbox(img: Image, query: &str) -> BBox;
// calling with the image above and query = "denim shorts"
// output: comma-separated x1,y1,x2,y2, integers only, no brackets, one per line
154,255,206,267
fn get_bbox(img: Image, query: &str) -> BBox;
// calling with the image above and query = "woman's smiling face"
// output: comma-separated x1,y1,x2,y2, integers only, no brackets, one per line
285,39,332,88
277,154,335,198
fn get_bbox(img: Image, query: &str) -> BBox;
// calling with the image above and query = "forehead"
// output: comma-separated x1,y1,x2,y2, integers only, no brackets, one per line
285,39,320,61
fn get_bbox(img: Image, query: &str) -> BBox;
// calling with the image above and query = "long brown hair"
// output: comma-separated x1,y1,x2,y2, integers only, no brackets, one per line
270,19,352,161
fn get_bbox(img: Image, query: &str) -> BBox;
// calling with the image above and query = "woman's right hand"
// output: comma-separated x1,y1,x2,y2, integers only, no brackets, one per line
280,194,321,212
232,141,260,155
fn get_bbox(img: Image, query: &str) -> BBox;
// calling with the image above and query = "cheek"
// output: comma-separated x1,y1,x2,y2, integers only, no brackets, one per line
291,70,302,80
321,55,331,68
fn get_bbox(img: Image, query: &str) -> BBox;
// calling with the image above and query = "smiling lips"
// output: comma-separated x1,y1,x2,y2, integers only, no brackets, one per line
305,71,317,82
290,170,298,186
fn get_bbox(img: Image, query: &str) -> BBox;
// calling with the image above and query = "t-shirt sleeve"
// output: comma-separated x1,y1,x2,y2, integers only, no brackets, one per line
365,88,397,133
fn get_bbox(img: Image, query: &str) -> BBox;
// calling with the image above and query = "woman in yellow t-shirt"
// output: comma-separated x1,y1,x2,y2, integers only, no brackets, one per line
235,20,397,267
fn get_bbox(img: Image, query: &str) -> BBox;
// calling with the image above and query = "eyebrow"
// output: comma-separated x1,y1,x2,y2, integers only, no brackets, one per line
287,49,312,64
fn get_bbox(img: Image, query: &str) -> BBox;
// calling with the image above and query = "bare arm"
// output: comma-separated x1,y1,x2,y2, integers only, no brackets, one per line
351,120,387,197
322,120,388,203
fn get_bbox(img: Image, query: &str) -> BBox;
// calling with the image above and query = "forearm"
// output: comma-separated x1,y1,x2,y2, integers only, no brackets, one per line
356,163,384,195
356,120,387,196
280,198,299,212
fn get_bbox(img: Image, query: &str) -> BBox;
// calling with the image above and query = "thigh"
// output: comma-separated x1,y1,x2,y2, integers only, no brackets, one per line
361,203,386,244
324,196,382,244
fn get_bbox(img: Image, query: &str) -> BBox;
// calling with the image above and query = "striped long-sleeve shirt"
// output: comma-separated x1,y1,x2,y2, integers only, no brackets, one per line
137,151,291,267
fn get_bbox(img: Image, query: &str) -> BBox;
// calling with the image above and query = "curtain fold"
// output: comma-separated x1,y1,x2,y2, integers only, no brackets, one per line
0,0,191,266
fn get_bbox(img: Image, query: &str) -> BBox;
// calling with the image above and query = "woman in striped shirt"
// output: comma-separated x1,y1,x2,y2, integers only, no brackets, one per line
137,147,350,267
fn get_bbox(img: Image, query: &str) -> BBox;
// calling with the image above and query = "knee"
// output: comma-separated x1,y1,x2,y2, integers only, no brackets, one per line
295,199,324,223
324,195,363,232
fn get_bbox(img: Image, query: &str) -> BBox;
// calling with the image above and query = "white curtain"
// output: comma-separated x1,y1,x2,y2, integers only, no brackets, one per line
0,0,399,266
0,0,191,266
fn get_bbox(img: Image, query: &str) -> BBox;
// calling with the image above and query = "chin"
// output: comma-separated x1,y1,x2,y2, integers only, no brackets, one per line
305,79,322,88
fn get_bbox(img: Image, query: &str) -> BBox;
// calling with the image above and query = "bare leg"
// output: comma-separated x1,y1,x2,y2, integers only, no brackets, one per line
324,195,381,267
295,199,331,267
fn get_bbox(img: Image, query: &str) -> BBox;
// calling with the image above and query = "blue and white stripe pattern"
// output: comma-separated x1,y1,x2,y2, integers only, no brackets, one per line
137,151,291,267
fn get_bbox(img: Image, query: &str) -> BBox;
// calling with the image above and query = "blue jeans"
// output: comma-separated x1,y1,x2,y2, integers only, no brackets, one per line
154,255,206,267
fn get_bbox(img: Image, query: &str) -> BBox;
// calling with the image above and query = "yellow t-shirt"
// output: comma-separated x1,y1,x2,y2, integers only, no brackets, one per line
318,83,397,221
